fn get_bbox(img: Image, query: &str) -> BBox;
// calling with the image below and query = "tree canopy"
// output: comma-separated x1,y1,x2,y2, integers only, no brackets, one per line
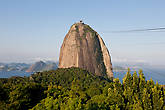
0,67,164,110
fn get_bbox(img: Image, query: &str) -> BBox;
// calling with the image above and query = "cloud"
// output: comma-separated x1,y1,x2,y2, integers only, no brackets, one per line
28,57,58,63
112,57,147,64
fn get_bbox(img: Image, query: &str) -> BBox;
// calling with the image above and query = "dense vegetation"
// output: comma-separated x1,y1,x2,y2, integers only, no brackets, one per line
0,67,164,110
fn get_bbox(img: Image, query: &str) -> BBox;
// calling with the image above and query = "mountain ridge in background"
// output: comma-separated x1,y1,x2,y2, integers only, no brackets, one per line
0,61,58,73
26,61,58,72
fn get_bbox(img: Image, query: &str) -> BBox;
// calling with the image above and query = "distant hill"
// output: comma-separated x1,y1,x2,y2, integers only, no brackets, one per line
26,61,46,72
0,63,30,72
26,61,57,72
113,66,127,71
0,61,58,73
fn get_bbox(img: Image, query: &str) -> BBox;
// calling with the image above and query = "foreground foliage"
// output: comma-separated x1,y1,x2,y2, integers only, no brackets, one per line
0,68,164,110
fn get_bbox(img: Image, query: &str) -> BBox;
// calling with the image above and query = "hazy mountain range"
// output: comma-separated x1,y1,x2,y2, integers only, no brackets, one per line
0,61,164,84
0,61,58,73
0,61,164,73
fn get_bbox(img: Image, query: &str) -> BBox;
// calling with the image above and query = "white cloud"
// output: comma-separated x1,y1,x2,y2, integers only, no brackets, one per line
27,57,58,63
112,57,147,64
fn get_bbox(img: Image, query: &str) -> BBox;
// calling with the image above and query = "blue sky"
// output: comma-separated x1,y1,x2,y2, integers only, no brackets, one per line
0,0,165,66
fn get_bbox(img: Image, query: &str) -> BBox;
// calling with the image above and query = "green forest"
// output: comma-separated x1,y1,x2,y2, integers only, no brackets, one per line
0,67,164,110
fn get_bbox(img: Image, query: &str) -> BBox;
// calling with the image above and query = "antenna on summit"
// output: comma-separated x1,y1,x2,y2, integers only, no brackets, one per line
79,19,84,24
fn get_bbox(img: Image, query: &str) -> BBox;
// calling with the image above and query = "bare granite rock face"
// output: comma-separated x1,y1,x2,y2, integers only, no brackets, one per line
59,22,113,78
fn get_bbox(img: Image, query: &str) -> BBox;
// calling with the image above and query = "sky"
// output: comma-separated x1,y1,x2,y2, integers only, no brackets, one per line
0,0,165,66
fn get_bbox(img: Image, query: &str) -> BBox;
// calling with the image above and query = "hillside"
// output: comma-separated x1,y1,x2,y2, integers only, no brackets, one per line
0,68,164,109
26,61,58,72
0,61,58,74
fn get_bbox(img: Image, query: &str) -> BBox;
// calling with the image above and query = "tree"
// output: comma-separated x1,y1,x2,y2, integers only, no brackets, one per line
152,86,164,110
113,78,122,93
132,100,143,110
142,88,152,110
123,68,132,89
132,71,139,93
107,87,125,109
8,83,45,110
139,70,146,97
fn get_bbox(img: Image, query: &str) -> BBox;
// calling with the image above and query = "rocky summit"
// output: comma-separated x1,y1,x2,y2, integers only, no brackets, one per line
59,22,113,78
